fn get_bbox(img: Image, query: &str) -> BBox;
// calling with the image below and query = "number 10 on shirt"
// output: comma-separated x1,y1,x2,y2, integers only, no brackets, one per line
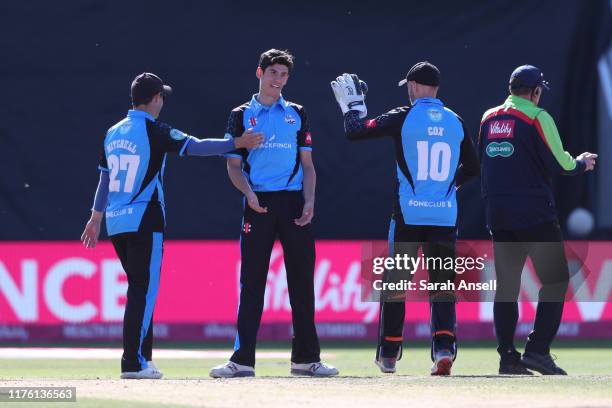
416,141,451,181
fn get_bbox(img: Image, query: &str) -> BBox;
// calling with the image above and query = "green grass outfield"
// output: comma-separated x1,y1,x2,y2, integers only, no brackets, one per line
1,342,611,408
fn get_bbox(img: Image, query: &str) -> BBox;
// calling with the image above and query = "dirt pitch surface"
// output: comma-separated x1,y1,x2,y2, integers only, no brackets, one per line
3,376,612,408
2,347,611,407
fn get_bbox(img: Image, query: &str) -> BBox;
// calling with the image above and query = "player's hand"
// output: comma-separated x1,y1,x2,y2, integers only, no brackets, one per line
294,201,314,226
81,212,103,248
577,152,598,171
330,73,368,118
234,128,264,150
246,191,267,213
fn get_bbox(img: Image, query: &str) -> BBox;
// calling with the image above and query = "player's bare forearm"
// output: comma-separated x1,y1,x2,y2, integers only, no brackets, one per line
227,158,254,197
302,157,316,206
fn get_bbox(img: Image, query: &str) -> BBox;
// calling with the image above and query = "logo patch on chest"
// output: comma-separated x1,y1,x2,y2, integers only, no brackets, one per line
488,120,515,139
486,141,515,157
284,113,296,125
249,116,257,127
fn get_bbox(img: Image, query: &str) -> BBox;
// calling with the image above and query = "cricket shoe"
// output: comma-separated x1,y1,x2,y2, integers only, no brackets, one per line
499,360,533,375
209,361,255,378
291,362,339,377
375,356,397,374
498,349,533,375
431,349,453,376
120,363,163,380
521,352,567,375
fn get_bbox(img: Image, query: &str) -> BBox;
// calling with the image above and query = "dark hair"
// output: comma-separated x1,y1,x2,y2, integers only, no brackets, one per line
509,85,537,96
132,94,155,107
258,49,294,72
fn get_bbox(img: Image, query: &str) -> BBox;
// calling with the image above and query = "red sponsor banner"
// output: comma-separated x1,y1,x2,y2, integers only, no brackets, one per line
0,241,611,341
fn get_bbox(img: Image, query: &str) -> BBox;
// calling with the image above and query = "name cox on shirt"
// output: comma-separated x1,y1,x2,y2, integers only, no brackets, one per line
427,126,445,136
106,139,137,154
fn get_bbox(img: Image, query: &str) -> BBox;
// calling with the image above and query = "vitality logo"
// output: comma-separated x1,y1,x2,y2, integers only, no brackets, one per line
486,141,514,158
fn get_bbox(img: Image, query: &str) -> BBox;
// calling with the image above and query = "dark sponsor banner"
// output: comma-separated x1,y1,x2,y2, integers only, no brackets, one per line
0,322,611,343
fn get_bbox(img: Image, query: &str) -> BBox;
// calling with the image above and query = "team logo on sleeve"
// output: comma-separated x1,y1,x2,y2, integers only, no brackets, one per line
243,222,252,234
486,141,514,157
305,132,312,145
249,117,257,127
488,120,515,139
170,129,187,140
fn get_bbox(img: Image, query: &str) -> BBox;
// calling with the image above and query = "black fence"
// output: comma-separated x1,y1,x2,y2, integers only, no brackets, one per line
1,0,610,240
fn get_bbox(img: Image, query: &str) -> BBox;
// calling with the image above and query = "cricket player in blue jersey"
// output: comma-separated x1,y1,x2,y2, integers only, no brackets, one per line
331,62,479,375
209,49,338,378
80,72,262,379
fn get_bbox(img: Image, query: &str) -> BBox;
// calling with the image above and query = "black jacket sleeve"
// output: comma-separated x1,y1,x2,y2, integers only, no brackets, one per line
344,107,410,141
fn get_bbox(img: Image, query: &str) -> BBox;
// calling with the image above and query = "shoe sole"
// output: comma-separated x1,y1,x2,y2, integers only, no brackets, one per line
374,359,396,374
210,371,255,378
499,364,533,375
120,372,163,379
521,358,566,376
290,369,338,377
431,357,452,376
499,368,533,375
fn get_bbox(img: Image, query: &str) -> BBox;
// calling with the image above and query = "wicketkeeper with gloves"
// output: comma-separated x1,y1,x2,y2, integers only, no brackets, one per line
331,62,479,375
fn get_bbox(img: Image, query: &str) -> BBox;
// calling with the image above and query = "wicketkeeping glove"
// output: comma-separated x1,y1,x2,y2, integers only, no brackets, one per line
331,73,368,118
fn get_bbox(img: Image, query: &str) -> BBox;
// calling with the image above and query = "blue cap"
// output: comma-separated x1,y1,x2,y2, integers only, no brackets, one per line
509,65,550,91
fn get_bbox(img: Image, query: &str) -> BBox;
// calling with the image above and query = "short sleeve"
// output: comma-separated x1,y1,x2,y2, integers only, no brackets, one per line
98,134,109,172
148,121,194,155
224,108,247,160
295,105,312,151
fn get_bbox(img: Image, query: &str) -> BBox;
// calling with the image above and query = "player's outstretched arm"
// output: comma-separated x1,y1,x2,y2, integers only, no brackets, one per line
226,157,267,213
185,129,263,156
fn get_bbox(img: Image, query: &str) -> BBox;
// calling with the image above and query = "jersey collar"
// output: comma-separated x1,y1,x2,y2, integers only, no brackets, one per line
250,94,289,116
127,109,155,121
412,97,443,107
505,95,536,108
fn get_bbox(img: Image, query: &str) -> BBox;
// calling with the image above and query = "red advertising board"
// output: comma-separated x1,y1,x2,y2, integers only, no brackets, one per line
0,241,611,342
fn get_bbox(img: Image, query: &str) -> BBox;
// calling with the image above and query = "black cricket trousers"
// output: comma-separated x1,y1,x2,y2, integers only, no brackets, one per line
492,221,569,356
230,190,320,367
110,231,163,373
378,216,457,361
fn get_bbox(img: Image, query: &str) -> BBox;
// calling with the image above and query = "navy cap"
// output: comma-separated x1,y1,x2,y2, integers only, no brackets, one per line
509,65,550,90
131,73,173,105
398,61,440,87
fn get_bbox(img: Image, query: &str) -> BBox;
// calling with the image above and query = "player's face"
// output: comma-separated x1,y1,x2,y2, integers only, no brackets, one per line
257,64,289,98
151,93,164,118
532,86,542,106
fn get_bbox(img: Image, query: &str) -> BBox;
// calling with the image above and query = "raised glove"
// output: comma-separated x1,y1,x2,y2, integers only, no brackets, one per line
331,73,368,118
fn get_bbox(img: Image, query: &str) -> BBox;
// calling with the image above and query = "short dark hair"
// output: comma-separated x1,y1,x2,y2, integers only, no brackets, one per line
258,49,294,72
509,85,537,96
132,94,155,107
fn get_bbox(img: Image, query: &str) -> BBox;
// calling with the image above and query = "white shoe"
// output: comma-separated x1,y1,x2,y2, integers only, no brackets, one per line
431,350,453,376
209,361,255,378
147,361,163,377
120,364,163,380
291,362,339,377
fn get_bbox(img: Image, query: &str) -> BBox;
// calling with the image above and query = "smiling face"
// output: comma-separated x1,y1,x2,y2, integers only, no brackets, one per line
257,63,289,100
